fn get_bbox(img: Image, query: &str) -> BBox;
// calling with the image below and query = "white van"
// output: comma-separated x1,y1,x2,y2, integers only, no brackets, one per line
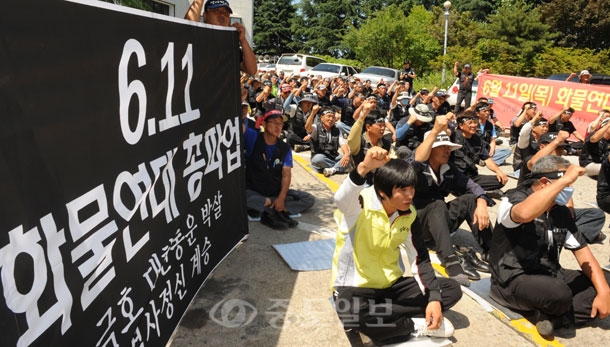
275,54,326,75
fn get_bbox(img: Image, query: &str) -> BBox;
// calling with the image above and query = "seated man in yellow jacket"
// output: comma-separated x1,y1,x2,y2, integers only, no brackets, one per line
331,147,462,345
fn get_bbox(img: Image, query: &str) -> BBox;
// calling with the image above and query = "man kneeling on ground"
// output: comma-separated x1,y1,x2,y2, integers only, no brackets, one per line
332,147,461,345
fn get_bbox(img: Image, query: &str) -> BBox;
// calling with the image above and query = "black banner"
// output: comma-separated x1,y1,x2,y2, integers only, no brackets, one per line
0,1,248,346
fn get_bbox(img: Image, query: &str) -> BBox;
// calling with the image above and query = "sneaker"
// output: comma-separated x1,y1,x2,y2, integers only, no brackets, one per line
323,167,337,177
411,317,455,338
260,208,289,230
278,210,298,228
247,209,261,222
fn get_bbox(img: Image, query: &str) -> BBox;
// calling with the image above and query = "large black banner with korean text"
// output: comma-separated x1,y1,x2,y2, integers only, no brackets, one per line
0,1,248,346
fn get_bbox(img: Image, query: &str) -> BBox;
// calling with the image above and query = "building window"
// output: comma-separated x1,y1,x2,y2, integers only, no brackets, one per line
144,0,171,16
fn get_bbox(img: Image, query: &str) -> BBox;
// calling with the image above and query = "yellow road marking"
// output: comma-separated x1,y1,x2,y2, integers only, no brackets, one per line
293,154,340,192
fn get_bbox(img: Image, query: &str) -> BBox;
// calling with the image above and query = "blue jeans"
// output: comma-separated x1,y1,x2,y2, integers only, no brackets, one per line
311,153,346,172
492,148,511,166
335,122,352,138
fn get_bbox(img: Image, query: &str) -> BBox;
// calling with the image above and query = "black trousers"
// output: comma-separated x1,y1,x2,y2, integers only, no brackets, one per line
286,132,309,147
490,268,610,324
472,174,505,191
454,89,473,113
335,277,462,342
413,194,493,261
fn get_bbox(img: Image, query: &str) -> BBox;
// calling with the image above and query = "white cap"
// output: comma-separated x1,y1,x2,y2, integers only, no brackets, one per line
424,131,462,151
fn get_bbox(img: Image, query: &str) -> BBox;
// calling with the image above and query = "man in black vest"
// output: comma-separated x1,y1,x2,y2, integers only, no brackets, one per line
452,111,507,196
305,106,352,177
452,62,475,114
489,156,610,339
244,110,315,229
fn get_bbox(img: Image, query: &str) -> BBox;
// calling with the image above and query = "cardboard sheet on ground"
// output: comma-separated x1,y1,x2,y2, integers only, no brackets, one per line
468,278,524,320
273,238,336,271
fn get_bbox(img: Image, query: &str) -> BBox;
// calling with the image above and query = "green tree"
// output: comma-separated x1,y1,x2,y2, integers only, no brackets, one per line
428,8,483,75
292,0,362,57
253,0,297,55
539,0,610,50
475,0,553,75
99,0,150,10
343,5,440,70
450,0,498,22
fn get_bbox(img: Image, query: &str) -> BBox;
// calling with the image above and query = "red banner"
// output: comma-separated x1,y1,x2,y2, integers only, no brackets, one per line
477,74,610,137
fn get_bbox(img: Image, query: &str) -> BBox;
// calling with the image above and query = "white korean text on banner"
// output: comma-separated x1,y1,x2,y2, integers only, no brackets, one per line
0,1,248,346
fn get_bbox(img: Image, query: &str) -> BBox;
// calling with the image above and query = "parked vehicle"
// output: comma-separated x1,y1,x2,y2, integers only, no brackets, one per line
308,63,359,79
447,77,479,108
546,73,610,86
353,66,400,87
275,54,326,75
257,63,276,74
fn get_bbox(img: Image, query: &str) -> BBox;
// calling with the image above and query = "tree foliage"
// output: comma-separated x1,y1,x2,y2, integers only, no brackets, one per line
252,0,297,55
476,0,553,75
450,0,497,22
539,0,610,50
99,0,150,10
342,5,439,70
292,0,362,57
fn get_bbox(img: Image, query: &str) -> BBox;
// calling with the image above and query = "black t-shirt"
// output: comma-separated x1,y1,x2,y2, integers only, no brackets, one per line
580,134,610,167
429,102,452,116
451,130,490,178
549,118,576,134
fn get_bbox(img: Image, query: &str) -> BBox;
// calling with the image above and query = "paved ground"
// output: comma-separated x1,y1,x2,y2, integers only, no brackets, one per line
170,139,610,347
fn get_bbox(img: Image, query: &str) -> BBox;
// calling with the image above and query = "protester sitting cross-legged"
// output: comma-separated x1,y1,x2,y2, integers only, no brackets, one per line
408,116,495,286
286,92,319,152
489,156,610,339
332,147,461,345
451,111,508,199
243,109,315,229
473,101,511,166
305,106,352,177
